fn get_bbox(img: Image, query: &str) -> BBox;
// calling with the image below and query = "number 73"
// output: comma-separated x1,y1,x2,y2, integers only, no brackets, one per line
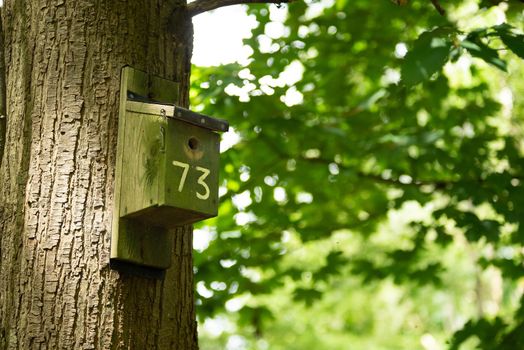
172,160,210,200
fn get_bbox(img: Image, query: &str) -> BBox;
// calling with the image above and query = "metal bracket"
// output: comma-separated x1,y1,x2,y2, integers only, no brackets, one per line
173,106,229,133
127,91,229,133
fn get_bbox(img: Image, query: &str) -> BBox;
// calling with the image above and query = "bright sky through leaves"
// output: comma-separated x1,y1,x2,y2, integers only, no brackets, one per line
192,6,256,66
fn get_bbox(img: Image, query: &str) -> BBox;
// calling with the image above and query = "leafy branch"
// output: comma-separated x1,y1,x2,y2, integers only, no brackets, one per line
392,0,446,15
186,0,294,17
303,155,456,189
401,24,524,86
256,132,456,190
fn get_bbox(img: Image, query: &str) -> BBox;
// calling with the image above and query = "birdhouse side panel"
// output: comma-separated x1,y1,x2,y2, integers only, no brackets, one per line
119,111,166,218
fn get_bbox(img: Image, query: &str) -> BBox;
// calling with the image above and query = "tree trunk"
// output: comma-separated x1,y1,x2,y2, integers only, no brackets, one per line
0,9,5,166
0,0,198,349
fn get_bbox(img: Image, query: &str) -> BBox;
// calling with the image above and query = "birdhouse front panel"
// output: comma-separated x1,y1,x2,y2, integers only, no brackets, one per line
163,118,220,223
118,100,222,228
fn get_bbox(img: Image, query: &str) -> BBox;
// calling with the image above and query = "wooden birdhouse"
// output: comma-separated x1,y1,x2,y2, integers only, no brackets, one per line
111,67,228,269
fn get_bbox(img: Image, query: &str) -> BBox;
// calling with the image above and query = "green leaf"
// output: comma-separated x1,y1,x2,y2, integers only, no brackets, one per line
499,33,524,59
491,24,524,59
314,251,348,281
449,318,508,350
460,39,507,71
293,288,323,307
401,29,453,86
336,0,348,10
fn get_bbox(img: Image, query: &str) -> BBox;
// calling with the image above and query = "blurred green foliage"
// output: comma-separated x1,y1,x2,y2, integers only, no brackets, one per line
190,0,524,348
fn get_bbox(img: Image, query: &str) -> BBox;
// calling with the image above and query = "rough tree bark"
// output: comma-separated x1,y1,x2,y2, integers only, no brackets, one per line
0,0,198,348
0,8,5,167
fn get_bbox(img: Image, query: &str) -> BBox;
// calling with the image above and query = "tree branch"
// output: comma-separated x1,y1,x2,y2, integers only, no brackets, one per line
187,0,294,17
256,133,456,190
430,0,446,16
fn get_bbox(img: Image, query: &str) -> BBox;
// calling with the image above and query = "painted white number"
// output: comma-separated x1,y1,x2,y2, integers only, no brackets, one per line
195,167,210,200
171,161,211,200
172,160,190,192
